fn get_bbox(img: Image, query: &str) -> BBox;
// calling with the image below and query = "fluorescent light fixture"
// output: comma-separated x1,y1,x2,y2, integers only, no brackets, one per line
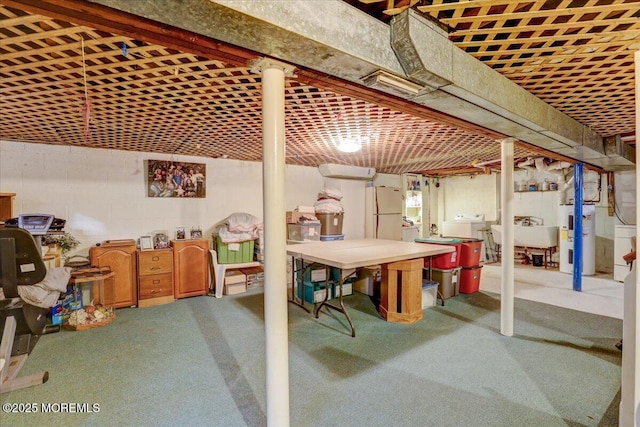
362,70,424,96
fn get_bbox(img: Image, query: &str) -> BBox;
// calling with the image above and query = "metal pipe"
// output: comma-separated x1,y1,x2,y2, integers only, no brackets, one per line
573,163,583,292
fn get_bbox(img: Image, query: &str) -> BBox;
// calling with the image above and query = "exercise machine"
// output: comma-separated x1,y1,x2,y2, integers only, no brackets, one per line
0,227,49,393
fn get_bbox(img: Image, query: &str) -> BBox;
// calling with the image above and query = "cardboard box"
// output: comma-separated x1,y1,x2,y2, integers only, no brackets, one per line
286,208,316,224
354,266,380,296
241,266,264,282
246,279,264,288
225,270,246,285
240,266,264,289
224,282,247,295
247,280,264,289
224,271,247,295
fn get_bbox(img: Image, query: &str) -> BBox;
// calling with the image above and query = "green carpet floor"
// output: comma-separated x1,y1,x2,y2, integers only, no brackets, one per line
0,290,622,426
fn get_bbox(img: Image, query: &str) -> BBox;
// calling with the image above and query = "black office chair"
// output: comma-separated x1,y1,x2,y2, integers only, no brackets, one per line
0,227,49,393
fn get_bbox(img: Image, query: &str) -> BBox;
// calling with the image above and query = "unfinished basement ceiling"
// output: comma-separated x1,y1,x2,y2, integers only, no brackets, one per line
0,0,638,176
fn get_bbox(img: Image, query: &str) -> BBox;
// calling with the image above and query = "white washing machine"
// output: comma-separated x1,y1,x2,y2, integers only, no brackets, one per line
558,204,595,275
441,214,486,239
401,225,420,242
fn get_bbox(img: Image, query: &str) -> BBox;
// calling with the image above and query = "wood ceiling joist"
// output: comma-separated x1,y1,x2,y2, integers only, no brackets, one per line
420,1,639,24
463,40,638,61
417,0,535,13
2,42,193,74
454,28,640,50
451,17,640,36
503,61,633,76
1,63,255,100
1,1,254,66
489,51,636,68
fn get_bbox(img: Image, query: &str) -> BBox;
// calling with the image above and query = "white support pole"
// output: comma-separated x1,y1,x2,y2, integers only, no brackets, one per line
251,58,294,427
619,49,640,427
500,137,515,336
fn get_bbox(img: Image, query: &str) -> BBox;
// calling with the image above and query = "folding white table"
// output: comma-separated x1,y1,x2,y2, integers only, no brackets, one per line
286,239,453,337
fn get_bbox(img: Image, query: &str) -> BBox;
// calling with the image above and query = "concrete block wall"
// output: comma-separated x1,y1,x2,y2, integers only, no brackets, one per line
0,140,368,257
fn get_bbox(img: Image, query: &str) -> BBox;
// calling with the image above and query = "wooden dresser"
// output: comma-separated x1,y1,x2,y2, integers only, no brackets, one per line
171,239,209,299
137,249,174,307
0,192,16,226
90,241,137,308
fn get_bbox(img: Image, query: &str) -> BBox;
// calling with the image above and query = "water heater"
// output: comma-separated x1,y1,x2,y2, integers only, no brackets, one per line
558,204,596,275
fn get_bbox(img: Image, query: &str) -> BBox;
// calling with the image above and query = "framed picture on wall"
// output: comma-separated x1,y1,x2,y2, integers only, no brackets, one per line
146,159,206,198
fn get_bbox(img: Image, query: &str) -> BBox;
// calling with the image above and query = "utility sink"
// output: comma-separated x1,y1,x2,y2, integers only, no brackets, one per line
491,225,559,248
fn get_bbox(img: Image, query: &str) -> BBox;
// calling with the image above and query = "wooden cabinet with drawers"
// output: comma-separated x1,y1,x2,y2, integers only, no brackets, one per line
90,241,137,308
171,239,209,299
137,249,174,307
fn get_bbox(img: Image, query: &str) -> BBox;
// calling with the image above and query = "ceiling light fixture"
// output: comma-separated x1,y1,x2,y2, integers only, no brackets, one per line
362,70,424,96
335,137,363,153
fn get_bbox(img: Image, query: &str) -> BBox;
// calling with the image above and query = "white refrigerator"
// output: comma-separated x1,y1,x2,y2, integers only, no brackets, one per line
365,186,402,240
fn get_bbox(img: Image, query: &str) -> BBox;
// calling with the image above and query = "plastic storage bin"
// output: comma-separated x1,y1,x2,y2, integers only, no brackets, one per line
216,236,255,264
332,281,353,298
298,281,332,304
287,223,321,241
416,237,463,269
297,259,333,283
431,267,461,299
320,234,344,241
431,244,462,269
459,265,482,293
422,280,438,309
316,212,343,235
459,239,483,267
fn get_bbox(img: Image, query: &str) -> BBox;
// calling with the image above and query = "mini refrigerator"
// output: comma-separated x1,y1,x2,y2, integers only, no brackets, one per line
365,185,402,240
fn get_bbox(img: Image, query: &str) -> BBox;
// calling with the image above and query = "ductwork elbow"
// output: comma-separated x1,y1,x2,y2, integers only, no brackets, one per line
547,161,572,171
517,157,534,170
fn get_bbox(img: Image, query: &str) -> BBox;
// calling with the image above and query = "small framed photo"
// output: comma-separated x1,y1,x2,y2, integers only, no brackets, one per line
140,235,153,251
190,227,202,239
153,233,169,249
175,227,186,240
